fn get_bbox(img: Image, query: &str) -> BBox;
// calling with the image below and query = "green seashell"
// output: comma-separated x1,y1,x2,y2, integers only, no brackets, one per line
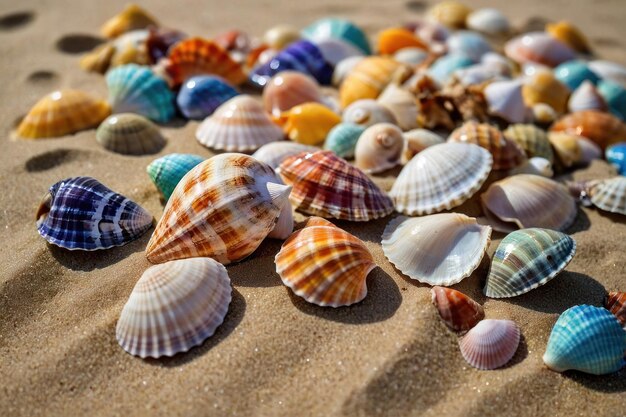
147,153,205,201
503,124,554,163
302,18,371,55
323,123,366,159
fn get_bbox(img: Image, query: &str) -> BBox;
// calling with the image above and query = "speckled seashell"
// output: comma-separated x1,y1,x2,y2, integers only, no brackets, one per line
585,177,626,215
342,99,397,127
377,84,419,130
116,257,231,358
302,18,371,55
485,228,576,298
101,4,158,39
546,21,591,54
548,132,582,168
332,56,364,87
509,157,553,178
598,79,626,121
145,154,291,265
262,71,324,116
147,154,205,201
504,32,575,68
446,31,492,62
604,292,626,327
550,110,626,150
377,28,427,55
36,177,152,251
522,71,570,114
278,150,394,221
393,47,428,66
401,129,445,164
96,113,165,155
543,305,626,375
481,174,577,232
606,142,626,175
391,143,492,215
431,287,485,333
382,213,491,286
426,1,472,29
263,24,301,50
588,60,626,88
503,124,554,162
568,81,607,114
460,319,520,370
466,8,511,36
273,103,341,146
252,142,319,170
354,123,404,174
323,123,366,159
484,79,528,124
532,103,558,125
176,76,239,120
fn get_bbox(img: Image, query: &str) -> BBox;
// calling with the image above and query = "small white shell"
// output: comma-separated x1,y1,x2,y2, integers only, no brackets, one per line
466,8,511,36
252,141,319,170
354,123,404,174
377,84,419,130
568,81,608,113
332,56,365,87
484,79,528,123
401,129,446,164
509,157,553,177
393,47,428,66
454,64,507,85
459,319,521,370
342,99,397,127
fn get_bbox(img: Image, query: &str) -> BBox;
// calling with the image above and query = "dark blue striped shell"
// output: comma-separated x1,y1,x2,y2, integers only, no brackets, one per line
176,76,239,120
36,177,153,251
250,40,334,88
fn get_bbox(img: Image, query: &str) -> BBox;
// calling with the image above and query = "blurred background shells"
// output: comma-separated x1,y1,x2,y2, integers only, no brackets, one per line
568,80,607,113
545,21,591,54
332,56,364,87
80,30,150,74
466,8,511,36
147,153,205,201
146,27,187,64
252,142,319,170
323,123,366,159
101,3,158,39
503,124,554,162
428,53,474,84
342,99,397,127
263,24,301,50
522,71,570,114
431,287,485,333
459,319,520,370
554,60,600,91
302,18,372,55
262,71,325,117
376,28,426,55
605,142,626,175
504,32,575,68
550,110,626,150
316,38,365,66
96,113,165,155
354,123,403,174
426,1,472,29
446,31,492,62
604,292,626,327
598,79,626,121
589,60,626,88
377,84,419,130
177,76,239,120
273,102,340,145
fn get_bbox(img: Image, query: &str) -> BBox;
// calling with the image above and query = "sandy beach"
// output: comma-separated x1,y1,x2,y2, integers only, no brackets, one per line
1,0,625,416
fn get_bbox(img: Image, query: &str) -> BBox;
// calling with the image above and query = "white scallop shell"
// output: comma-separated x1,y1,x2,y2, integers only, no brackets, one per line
568,81,607,113
342,99,397,127
459,319,521,370
484,79,528,123
466,8,511,36
252,141,319,170
354,123,404,174
401,129,446,164
509,157,553,177
377,84,419,130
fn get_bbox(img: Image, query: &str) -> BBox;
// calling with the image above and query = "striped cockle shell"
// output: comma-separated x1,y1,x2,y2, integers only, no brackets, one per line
147,154,205,201
586,177,626,215
382,213,492,286
116,257,231,358
354,123,404,174
273,103,341,146
252,142,319,171
101,4,158,39
568,81,608,114
377,83,419,130
323,123,366,159
503,124,554,163
262,71,324,117
604,292,626,327
145,153,292,265
431,286,485,333
278,150,394,221
390,142,492,215
342,99,397,128
485,228,576,298
401,129,446,164
459,319,521,370
504,32,576,68
96,113,165,155
550,110,626,150
275,217,376,307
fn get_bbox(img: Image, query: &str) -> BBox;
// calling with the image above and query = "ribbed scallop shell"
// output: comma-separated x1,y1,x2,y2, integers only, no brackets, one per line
504,32,575,68
431,286,485,333
550,110,626,150
145,153,291,265
278,150,394,221
323,123,366,159
302,18,372,55
546,21,591,54
342,99,397,128
275,217,376,307
484,80,527,124
390,143,493,215
485,228,576,298
459,319,521,370
481,174,577,232
273,103,341,146
466,8,511,35
522,71,570,114
101,4,158,39
587,177,626,215
147,154,205,201
36,177,152,251
116,257,231,358
543,305,626,375
196,95,284,152
176,76,239,120
377,28,426,55
401,129,445,163
262,71,324,117
252,142,319,170
377,84,419,130
17,90,111,139
604,292,626,327
382,213,491,286
426,1,472,29
96,113,165,155
503,124,554,162
354,123,403,174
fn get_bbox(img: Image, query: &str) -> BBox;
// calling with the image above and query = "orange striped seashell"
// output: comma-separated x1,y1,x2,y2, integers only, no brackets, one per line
145,153,291,265
604,291,626,327
377,28,427,55
262,71,324,116
275,217,376,307
101,4,158,39
165,38,246,87
550,110,626,150
448,121,526,170
431,286,485,333
17,90,111,139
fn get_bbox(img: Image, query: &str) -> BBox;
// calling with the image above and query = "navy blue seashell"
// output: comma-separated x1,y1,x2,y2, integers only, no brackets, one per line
176,76,240,120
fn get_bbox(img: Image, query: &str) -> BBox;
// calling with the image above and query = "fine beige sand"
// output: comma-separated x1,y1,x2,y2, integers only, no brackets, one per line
1,0,625,416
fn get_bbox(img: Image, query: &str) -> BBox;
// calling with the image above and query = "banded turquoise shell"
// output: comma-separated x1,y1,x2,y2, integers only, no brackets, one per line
302,18,371,55
324,123,366,159
554,60,600,91
106,64,175,123
147,153,205,201
428,53,474,84
484,228,576,298
176,76,239,120
606,142,626,175
543,305,626,375
598,79,626,120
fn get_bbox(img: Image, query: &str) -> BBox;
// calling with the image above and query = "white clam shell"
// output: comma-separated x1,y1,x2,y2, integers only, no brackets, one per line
568,80,607,113
401,129,445,164
459,319,521,370
252,141,319,170
484,79,528,123
354,123,404,174
466,8,511,36
377,84,419,130
342,99,397,127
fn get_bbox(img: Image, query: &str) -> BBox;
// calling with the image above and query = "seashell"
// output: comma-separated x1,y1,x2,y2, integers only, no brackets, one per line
108,30,151,68
377,84,419,130
145,154,291,264
426,1,472,29
484,79,528,124
17,90,111,139
390,143,492,215
585,177,626,215
96,113,165,155
302,18,371,55
431,287,485,333
382,213,491,286
354,123,404,174
588,60,626,89
278,150,394,221
503,124,554,162
106,64,175,123
481,52,514,74
532,103,558,125
116,257,231,358
410,19,450,46
466,8,511,36
342,99,397,128
275,217,376,307
36,177,152,250
453,64,506,86
546,21,591,54
606,142,626,175
481,174,577,232
101,4,158,39
548,132,582,168
522,70,570,114
577,136,602,165
393,47,428,66
147,153,205,201
146,27,187,64
176,76,239,120
446,31,492,62
273,102,340,146
323,123,366,159
554,60,600,91
543,305,626,375
196,95,284,152
315,38,364,67
428,53,474,84
484,228,576,298
212,30,252,58
401,129,445,164
604,292,626,327
598,79,626,121
550,110,626,150
263,24,301,50
504,32,575,68
377,28,427,55
252,142,319,171
459,319,520,370
332,56,364,88
568,80,607,113
80,43,116,74
448,121,526,170
262,71,324,117
522,62,552,78
509,157,553,178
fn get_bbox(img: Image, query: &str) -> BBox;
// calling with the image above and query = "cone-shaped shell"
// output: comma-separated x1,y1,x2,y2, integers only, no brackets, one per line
427,1,472,29
543,305,626,375
275,217,376,307
382,214,492,286
503,124,554,162
17,90,111,139
196,95,284,152
101,4,158,39
147,154,205,201
504,32,575,68
262,71,324,117
323,123,366,159
36,177,152,251
302,18,371,55
466,8,511,35
377,84,419,131
604,292,626,327
484,80,528,124
431,287,485,333
401,129,445,163
606,143,626,175
354,123,403,174
116,257,231,358
550,110,626,150
377,28,427,55
278,150,394,221
273,103,340,146
80,43,117,74
459,319,521,370
342,99,397,128
96,113,165,155
252,142,319,170
546,21,591,54
586,177,626,215
145,154,291,265
522,71,570,114
485,228,576,298
176,76,239,120
391,143,493,215
568,81,608,116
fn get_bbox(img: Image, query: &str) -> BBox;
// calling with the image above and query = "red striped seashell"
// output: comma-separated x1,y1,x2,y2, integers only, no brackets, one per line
431,286,485,333
550,110,626,150
604,291,626,327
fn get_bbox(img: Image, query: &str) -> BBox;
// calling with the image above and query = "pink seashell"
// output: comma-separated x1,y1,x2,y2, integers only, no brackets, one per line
568,81,608,113
459,319,521,370
262,71,325,116
504,32,576,68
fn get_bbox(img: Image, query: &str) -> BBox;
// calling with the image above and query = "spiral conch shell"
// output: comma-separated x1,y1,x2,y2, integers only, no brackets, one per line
354,123,404,174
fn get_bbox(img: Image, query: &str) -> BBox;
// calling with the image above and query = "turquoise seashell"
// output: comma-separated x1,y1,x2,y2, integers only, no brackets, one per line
598,79,626,121
554,60,600,91
446,31,492,63
147,153,205,201
484,228,576,298
606,142,626,175
428,54,474,84
324,123,366,159
302,18,371,55
106,64,175,123
543,305,626,375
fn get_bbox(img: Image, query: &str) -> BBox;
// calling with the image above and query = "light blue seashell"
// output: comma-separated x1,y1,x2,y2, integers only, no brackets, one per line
302,18,371,55
106,64,175,123
606,142,626,175
176,76,239,120
324,123,366,159
428,54,474,84
147,154,205,201
446,31,492,63
543,305,626,375
554,60,601,91
598,79,626,121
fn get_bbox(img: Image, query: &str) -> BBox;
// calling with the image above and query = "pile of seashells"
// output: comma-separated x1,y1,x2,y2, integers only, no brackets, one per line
21,2,626,373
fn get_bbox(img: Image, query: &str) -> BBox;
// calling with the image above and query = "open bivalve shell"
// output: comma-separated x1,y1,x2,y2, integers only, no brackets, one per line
459,319,521,370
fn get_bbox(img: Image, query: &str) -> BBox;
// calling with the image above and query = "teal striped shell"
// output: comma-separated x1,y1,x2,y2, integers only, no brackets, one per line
323,123,366,159
106,64,175,123
147,154,205,201
543,305,626,375
484,228,576,298
302,18,371,55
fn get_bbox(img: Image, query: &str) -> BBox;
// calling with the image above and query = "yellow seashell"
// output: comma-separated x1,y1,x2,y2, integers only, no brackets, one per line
546,21,591,54
548,132,582,168
101,4,158,39
426,1,472,29
80,44,116,74
273,103,341,145
377,28,427,55
522,71,570,114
